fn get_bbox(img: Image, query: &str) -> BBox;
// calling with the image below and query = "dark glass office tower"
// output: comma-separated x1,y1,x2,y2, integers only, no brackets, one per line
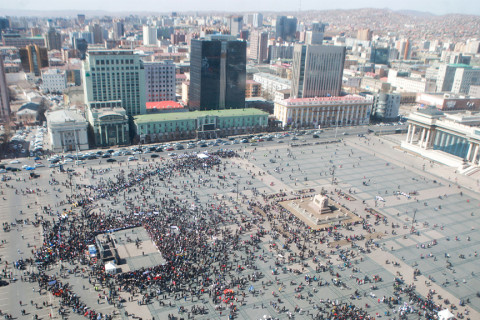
190,38,246,110
370,47,390,65
225,41,246,109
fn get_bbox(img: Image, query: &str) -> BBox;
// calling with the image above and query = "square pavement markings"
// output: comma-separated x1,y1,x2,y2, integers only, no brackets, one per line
384,240,403,250
424,230,447,240
396,237,419,247
353,192,370,200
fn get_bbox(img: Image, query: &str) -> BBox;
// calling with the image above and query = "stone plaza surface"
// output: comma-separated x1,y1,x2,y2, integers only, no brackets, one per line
1,130,480,320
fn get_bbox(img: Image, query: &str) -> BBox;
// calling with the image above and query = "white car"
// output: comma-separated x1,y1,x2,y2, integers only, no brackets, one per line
0,169,7,173
9,160,20,164
34,163,45,168
63,158,73,163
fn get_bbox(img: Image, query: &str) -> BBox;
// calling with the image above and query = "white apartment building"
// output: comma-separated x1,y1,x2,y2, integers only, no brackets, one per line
144,60,176,102
388,69,427,93
274,95,373,128
41,69,67,93
143,26,158,46
452,68,480,95
252,72,291,101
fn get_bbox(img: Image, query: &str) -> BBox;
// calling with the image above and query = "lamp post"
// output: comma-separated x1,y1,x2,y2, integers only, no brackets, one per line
411,208,417,231
331,165,335,185
236,178,240,201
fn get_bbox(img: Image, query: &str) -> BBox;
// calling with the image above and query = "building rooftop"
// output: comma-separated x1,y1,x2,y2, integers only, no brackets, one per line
415,106,445,117
134,108,268,123
253,72,291,85
42,68,65,75
448,63,472,69
46,109,86,124
284,95,370,104
146,101,184,110
87,50,134,56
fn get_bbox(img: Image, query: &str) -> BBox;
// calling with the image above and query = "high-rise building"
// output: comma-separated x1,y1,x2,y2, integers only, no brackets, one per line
91,24,104,44
268,44,294,62
144,60,176,102
305,31,323,45
70,31,94,45
227,16,243,37
370,47,390,65
82,50,146,116
143,26,158,46
0,17,10,39
30,27,41,37
189,37,246,110
435,64,479,93
249,31,268,63
311,21,326,33
291,44,346,99
465,40,480,54
44,27,62,51
2,34,45,48
452,67,480,94
396,39,411,60
0,57,10,123
253,13,263,28
112,20,124,40
19,45,49,76
73,38,88,60
357,29,373,41
77,14,86,25
275,16,297,42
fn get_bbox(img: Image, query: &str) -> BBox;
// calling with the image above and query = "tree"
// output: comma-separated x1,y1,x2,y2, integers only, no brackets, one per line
37,98,50,123
7,87,16,102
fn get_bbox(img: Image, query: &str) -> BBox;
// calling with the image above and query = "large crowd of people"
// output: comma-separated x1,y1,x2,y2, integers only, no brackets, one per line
1,146,475,320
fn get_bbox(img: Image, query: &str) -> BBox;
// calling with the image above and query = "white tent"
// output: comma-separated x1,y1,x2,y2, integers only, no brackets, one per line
438,309,455,320
105,262,117,274
197,153,209,159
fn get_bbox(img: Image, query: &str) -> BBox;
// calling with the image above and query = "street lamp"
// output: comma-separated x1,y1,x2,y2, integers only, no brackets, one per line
331,165,335,185
411,208,417,231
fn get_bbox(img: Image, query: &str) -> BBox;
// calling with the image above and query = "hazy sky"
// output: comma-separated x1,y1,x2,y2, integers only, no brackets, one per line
1,0,477,15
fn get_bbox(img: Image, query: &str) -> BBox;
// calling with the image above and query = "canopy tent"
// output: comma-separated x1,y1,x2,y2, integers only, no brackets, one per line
438,309,455,320
197,153,209,159
105,262,117,274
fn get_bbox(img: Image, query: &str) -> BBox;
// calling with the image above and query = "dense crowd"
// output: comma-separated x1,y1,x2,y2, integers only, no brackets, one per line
2,147,473,320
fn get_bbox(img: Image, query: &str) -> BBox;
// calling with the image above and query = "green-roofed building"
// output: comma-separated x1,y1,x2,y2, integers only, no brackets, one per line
133,108,268,142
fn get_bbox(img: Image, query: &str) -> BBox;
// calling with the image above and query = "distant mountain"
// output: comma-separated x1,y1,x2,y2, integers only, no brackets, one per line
0,7,477,18
0,9,169,18
395,10,436,17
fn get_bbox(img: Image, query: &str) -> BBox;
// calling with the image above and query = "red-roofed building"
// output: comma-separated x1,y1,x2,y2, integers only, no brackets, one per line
146,101,185,114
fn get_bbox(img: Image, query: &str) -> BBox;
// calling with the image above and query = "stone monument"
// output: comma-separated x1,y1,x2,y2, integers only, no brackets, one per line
311,194,332,214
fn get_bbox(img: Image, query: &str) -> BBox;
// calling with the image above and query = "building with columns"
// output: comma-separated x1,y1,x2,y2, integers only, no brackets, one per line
274,95,372,128
46,109,89,152
402,107,480,169
86,100,129,147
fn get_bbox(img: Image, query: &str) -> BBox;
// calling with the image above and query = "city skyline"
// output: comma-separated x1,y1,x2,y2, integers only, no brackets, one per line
0,0,479,16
